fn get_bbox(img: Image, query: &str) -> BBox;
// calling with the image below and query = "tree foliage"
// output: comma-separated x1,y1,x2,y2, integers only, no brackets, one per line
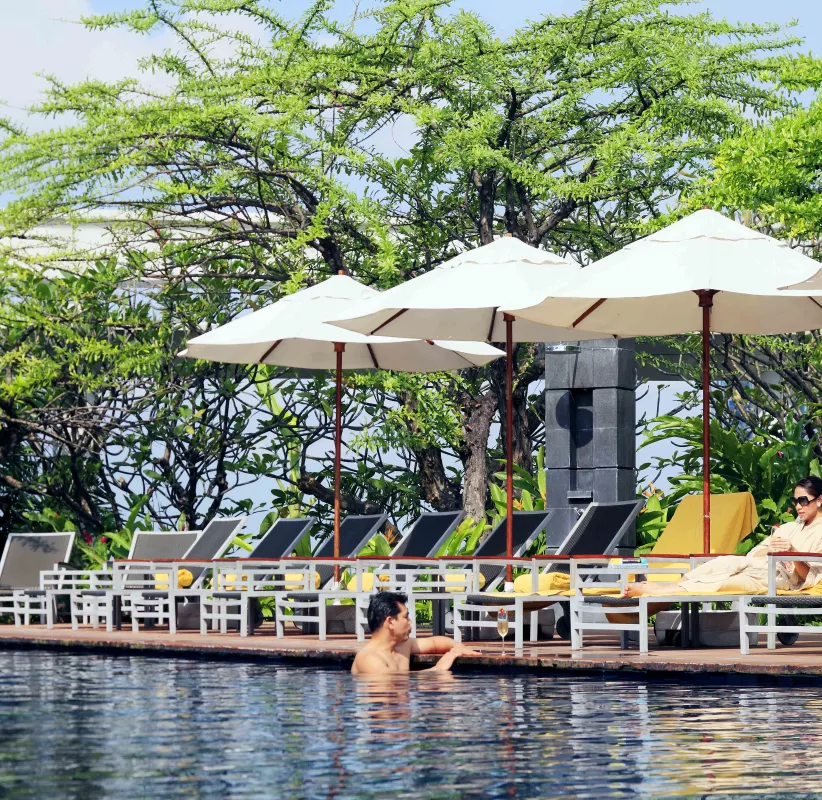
637,413,822,552
0,0,810,540
633,55,822,524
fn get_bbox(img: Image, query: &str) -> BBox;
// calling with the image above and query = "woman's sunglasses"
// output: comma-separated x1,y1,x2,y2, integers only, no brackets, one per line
793,496,817,507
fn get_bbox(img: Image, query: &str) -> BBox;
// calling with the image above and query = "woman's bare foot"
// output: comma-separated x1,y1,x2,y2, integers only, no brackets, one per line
622,583,649,597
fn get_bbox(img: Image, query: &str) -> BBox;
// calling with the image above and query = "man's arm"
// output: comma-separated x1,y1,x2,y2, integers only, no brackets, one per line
426,644,477,672
408,636,464,655
406,636,478,672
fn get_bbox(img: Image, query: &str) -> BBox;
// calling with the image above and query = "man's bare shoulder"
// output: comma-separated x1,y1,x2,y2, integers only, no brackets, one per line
394,638,417,657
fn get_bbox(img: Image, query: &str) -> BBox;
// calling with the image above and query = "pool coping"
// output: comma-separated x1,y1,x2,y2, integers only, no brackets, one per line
4,631,822,686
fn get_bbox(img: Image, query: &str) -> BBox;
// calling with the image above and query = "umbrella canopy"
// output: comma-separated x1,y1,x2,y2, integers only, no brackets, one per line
500,210,822,335
780,259,822,292
503,209,822,553
181,274,503,579
182,275,503,369
330,236,600,342
330,237,604,587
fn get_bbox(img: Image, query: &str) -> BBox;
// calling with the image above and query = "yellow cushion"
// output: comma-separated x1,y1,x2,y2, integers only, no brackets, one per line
345,573,390,592
779,585,822,596
512,572,570,593
218,572,247,591
284,571,321,590
444,572,486,593
651,492,758,559
154,569,194,590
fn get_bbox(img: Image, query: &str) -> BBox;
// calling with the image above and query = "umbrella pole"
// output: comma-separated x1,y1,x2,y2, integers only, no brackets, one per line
504,314,515,586
697,291,716,555
334,343,345,585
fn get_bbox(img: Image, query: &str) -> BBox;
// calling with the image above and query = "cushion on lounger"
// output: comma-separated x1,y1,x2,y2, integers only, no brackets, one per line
778,584,822,596
444,573,485,592
512,572,570,593
154,569,194,590
284,571,321,590
345,573,390,592
650,492,758,562
218,573,248,591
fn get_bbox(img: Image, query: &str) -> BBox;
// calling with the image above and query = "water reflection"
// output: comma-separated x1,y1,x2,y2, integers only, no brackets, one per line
0,652,819,798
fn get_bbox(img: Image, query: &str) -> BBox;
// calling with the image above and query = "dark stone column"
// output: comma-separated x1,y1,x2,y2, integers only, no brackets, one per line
544,339,636,554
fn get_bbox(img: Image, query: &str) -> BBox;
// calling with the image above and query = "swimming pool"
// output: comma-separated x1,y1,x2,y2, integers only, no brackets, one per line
0,651,816,798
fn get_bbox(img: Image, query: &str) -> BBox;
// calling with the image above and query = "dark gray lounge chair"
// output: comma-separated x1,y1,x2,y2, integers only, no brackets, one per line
454,500,644,643
202,517,314,635
391,511,465,558
472,510,556,591
246,517,314,560
346,510,466,639
305,514,389,590
125,517,247,633
128,530,201,560
68,530,202,630
0,532,76,627
275,514,388,638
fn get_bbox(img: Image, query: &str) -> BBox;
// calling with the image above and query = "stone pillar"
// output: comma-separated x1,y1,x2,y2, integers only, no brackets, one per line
544,339,636,553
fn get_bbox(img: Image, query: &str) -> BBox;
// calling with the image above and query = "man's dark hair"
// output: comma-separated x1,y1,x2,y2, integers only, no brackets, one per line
367,591,408,633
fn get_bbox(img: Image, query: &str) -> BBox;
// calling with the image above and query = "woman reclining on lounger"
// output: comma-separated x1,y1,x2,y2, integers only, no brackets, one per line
624,477,822,597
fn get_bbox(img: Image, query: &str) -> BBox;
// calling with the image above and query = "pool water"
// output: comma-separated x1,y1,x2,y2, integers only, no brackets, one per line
0,651,817,798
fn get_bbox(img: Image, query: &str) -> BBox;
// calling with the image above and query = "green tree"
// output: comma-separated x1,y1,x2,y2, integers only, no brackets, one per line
632,56,822,519
0,0,810,535
638,413,822,552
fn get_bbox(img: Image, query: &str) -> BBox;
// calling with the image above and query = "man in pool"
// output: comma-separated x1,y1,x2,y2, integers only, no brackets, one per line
351,592,478,675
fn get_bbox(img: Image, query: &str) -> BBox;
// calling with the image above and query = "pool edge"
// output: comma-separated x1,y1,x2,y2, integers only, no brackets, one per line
3,633,822,686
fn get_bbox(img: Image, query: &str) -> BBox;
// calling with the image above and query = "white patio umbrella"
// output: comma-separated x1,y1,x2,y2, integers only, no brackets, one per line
330,237,604,587
180,274,503,578
502,209,822,553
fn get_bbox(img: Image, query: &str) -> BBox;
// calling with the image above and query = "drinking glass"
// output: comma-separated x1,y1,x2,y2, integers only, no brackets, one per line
497,608,509,654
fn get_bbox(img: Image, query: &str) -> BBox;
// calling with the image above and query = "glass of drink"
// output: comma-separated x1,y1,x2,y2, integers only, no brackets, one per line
497,608,509,654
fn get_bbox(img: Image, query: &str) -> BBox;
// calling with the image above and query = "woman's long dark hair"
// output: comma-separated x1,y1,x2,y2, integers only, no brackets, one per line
795,476,822,498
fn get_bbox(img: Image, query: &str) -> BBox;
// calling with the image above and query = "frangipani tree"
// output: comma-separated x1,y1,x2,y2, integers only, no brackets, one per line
0,0,814,537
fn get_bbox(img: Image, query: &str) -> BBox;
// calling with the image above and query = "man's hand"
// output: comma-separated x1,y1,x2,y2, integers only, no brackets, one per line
450,644,480,657
429,643,479,672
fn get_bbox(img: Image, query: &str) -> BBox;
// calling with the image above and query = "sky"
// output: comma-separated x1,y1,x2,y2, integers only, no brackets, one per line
3,0,820,130
4,0,817,523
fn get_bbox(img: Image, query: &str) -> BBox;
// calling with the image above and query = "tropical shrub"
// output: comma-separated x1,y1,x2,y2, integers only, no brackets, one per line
638,414,822,553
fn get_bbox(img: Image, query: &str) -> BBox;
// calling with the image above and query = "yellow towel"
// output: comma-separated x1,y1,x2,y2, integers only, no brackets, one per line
777,584,822,596
284,571,321,590
218,572,248,591
345,573,390,592
154,569,194,590
652,492,757,555
644,492,758,583
483,590,564,599
559,587,753,600
512,572,570,593
444,573,486,592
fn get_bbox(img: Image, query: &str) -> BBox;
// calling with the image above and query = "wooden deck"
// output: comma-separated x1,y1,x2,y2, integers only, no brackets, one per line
3,623,822,683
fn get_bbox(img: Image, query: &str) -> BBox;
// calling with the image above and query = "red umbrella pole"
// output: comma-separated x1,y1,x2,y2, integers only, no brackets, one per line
697,291,716,555
504,314,515,584
333,343,345,583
